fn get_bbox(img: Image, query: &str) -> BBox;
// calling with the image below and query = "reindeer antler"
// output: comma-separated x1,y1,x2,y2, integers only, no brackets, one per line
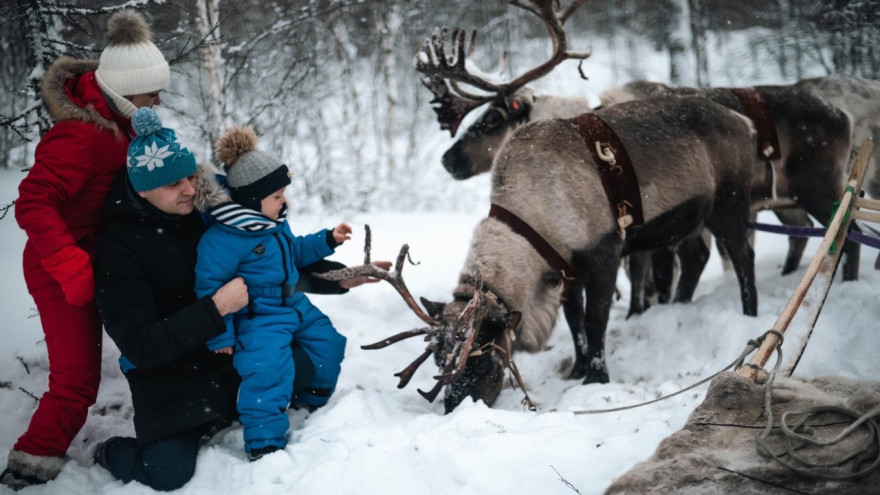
415,0,592,136
317,228,511,405
416,274,489,402
416,27,494,136
436,276,486,384
314,225,444,390
502,0,592,91
315,225,437,326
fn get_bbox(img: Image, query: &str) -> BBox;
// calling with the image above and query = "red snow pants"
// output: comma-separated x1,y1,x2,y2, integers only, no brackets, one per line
13,242,102,457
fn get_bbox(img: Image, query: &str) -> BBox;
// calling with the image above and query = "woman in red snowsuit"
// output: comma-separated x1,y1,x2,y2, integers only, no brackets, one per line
2,9,169,490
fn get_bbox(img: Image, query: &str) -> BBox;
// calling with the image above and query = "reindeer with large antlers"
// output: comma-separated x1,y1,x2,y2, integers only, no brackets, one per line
327,95,763,412
415,0,813,318
416,0,593,180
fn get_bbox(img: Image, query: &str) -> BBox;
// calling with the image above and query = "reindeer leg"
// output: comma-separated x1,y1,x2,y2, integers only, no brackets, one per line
708,186,758,316
650,247,674,304
579,235,622,384
841,226,862,281
673,232,711,303
625,252,649,318
583,265,618,384
773,207,811,275
562,279,588,380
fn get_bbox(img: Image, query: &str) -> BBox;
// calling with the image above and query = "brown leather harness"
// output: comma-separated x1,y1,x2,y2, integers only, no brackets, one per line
730,87,782,161
488,203,577,296
487,112,645,298
730,87,782,201
569,112,645,236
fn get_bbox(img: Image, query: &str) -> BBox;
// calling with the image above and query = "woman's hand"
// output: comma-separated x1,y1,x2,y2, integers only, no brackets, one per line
214,347,233,355
339,260,392,289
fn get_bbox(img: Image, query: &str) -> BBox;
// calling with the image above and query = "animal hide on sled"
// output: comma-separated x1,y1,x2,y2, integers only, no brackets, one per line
604,372,880,495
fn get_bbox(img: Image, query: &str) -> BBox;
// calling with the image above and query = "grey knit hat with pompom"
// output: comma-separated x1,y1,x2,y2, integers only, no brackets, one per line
215,126,291,211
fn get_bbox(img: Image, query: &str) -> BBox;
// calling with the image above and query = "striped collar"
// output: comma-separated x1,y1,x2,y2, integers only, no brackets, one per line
208,202,287,232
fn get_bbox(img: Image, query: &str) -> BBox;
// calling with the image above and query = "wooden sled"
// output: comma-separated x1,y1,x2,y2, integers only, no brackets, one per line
738,140,874,381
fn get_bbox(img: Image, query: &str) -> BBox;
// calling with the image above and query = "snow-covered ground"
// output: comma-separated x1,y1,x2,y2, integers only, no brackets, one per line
2,165,879,494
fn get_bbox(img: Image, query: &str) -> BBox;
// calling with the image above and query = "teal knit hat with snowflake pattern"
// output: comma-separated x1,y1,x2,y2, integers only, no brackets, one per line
127,107,197,192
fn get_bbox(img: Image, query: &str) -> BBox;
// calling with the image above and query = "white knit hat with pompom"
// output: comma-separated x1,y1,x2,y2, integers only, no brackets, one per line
95,9,169,118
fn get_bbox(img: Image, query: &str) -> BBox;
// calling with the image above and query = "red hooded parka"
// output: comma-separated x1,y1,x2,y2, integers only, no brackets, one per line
13,56,134,457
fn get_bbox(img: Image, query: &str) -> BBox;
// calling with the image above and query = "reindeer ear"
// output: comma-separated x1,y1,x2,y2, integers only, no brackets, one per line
420,297,446,319
505,310,522,330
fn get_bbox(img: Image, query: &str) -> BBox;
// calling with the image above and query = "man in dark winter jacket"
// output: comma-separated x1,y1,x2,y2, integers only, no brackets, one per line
90,111,371,491
2,9,169,491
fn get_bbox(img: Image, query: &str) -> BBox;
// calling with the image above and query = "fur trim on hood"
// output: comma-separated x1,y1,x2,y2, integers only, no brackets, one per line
2,449,66,487
193,162,231,212
41,56,120,132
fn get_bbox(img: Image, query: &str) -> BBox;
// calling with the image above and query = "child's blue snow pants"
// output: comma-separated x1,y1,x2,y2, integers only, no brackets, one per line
233,290,345,453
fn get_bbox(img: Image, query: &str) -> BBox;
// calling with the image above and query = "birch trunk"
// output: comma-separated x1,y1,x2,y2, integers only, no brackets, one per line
686,0,709,87
378,4,400,185
196,0,225,145
668,0,689,85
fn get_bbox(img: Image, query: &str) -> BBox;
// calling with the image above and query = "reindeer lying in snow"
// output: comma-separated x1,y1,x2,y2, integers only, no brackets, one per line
327,95,762,413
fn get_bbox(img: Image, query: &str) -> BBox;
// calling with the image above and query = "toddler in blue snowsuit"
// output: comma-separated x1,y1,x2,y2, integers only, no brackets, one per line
194,126,352,461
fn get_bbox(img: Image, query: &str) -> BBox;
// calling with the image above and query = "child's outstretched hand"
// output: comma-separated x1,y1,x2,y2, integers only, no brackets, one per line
214,347,233,355
333,223,353,244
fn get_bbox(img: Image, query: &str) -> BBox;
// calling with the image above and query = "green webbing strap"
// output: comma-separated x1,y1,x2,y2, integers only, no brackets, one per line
828,186,855,255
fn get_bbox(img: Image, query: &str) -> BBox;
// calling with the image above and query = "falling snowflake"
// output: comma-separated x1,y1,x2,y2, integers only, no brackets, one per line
134,142,174,171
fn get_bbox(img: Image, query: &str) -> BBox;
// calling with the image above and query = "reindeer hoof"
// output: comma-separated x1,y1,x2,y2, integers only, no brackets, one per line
567,359,589,380
583,367,610,384
625,306,644,319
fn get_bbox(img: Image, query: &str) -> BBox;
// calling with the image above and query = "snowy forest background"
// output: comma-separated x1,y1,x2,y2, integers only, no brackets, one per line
2,0,880,214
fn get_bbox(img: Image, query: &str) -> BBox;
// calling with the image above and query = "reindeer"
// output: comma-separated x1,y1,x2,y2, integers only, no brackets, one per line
418,1,670,318
326,96,762,413
416,0,593,180
795,74,880,199
416,2,808,317
600,80,858,282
